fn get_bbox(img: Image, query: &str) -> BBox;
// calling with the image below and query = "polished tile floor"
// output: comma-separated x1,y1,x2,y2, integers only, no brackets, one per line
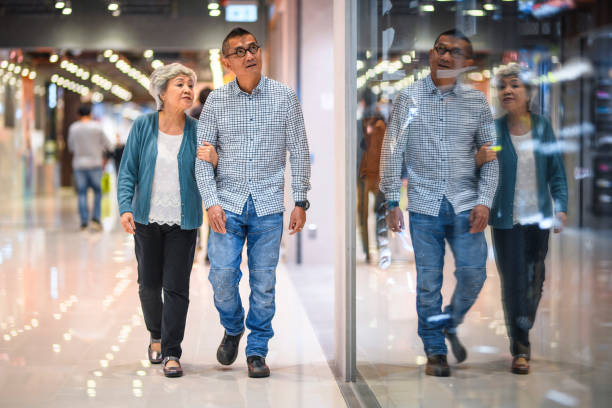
0,192,347,408
356,221,612,407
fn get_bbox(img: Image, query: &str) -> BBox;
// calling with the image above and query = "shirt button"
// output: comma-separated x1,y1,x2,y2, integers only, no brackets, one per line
250,118,254,121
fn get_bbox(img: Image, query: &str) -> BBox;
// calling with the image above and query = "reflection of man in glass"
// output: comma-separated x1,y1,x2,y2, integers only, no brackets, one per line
380,29,499,376
358,112,391,268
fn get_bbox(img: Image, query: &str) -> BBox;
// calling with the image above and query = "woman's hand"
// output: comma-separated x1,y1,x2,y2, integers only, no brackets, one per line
475,142,498,168
197,141,218,168
554,212,567,233
120,212,136,235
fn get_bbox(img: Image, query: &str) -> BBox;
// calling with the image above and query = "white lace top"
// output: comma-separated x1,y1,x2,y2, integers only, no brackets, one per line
510,130,540,225
148,130,183,226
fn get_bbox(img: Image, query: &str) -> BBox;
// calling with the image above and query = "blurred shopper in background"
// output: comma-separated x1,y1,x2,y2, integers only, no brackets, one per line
380,29,499,377
196,27,311,378
357,111,391,269
483,63,568,375
68,103,112,231
117,63,203,378
189,87,213,120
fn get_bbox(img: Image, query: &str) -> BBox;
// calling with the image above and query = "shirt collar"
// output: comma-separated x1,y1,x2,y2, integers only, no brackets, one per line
425,74,460,96
231,75,266,96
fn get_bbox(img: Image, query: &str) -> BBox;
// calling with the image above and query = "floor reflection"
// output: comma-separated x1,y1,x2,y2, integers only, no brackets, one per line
0,192,346,408
357,224,612,408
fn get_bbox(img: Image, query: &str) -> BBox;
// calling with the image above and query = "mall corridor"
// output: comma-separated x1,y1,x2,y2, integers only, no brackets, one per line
0,193,346,407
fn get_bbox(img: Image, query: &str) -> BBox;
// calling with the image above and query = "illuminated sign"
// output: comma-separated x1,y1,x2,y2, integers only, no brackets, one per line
225,4,258,22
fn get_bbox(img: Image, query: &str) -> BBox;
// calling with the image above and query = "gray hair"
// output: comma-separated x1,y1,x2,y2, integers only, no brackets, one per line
494,63,537,112
148,62,197,111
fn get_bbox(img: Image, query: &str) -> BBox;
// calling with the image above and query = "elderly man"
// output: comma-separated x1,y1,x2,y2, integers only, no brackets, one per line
380,29,499,377
195,27,311,378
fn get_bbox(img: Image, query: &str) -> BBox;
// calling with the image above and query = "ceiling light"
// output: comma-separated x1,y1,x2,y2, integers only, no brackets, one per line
55,1,65,9
483,3,497,11
112,9,121,17
108,2,119,11
49,54,59,63
62,7,72,15
0,61,7,69
421,5,435,12
143,49,153,59
209,9,221,17
208,1,220,10
465,9,485,16
103,50,113,58
29,71,37,79
109,54,119,63
8,63,15,72
151,59,164,69
13,66,21,74
21,68,29,77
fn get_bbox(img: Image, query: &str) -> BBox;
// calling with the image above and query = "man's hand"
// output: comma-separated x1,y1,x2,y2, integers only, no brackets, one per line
468,205,490,233
554,212,567,233
289,207,306,235
386,207,405,233
207,205,227,234
120,212,136,235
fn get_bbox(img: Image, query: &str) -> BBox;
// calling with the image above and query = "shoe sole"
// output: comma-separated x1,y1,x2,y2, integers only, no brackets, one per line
425,366,450,377
512,367,529,375
248,370,270,378
163,370,183,378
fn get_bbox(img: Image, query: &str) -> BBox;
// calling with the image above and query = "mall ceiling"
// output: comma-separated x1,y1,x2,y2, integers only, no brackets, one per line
0,0,267,103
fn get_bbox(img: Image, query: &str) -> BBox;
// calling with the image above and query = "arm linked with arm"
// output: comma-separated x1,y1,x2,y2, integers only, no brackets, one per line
195,97,220,209
285,91,311,202
475,99,499,208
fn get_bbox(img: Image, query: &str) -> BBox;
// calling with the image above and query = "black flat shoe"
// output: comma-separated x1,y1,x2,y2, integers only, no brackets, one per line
444,328,467,363
148,339,163,364
162,356,183,378
247,355,270,378
425,354,450,377
217,330,244,366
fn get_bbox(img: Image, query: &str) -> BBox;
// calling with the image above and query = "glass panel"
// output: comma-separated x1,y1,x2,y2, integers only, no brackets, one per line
354,1,612,406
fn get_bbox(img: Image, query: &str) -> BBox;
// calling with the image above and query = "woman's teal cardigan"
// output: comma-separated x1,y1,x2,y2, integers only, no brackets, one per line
117,112,203,230
489,113,568,230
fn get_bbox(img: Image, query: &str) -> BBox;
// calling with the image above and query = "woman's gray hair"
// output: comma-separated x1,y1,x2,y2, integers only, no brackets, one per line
148,62,197,111
494,63,538,113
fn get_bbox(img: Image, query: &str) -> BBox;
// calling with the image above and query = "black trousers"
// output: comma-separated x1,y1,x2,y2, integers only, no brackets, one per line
134,222,197,358
492,224,549,357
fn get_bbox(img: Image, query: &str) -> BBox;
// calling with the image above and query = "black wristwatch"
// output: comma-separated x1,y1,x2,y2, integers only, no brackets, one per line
385,200,399,210
295,200,310,211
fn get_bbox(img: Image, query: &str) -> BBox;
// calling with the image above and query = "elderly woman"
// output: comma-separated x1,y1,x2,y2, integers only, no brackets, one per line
117,63,202,378
477,64,568,375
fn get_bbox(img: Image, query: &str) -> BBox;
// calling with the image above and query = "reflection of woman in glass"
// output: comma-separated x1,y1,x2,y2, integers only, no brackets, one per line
477,64,568,375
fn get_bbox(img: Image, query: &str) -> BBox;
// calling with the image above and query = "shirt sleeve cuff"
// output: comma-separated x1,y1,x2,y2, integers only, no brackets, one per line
293,191,308,202
203,196,221,210
477,196,493,209
384,191,401,202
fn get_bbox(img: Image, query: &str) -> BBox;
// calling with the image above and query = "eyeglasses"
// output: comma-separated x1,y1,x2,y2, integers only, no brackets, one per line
434,45,465,59
225,42,260,58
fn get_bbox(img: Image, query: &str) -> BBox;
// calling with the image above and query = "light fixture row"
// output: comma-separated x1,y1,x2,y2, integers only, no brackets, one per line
208,1,221,17
50,74,90,97
102,50,150,89
0,60,38,80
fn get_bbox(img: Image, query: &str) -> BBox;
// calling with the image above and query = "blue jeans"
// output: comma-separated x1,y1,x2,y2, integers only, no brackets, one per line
208,196,283,358
409,197,487,356
74,168,103,225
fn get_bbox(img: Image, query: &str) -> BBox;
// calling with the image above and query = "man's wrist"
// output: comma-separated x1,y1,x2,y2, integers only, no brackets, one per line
385,200,399,210
295,200,310,211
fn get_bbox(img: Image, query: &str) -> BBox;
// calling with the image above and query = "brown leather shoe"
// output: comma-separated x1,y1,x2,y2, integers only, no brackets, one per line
162,356,183,378
425,354,450,377
512,355,530,375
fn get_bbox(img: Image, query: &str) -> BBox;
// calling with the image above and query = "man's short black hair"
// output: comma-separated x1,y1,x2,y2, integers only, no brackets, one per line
222,27,258,56
198,87,212,105
434,29,473,58
78,104,92,117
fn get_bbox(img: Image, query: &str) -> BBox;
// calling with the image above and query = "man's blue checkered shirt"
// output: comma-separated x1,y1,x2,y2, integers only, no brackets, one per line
195,75,311,217
380,75,499,216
